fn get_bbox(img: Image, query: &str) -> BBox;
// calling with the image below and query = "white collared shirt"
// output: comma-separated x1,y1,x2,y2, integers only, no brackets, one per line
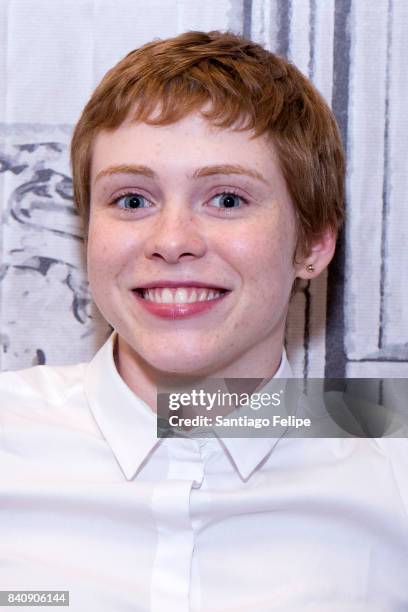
1,333,407,611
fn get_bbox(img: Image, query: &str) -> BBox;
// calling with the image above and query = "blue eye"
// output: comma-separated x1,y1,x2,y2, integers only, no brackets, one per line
212,192,247,209
115,193,149,209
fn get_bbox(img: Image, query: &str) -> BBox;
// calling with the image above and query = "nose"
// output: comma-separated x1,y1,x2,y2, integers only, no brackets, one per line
143,204,207,264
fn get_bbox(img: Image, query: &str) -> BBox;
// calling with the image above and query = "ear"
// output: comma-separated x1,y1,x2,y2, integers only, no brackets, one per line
295,228,337,280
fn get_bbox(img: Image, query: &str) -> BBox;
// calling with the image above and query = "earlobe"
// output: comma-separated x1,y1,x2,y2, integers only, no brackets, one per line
295,228,337,280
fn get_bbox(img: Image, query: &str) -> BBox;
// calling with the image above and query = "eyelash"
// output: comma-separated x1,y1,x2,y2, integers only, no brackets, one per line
110,189,250,213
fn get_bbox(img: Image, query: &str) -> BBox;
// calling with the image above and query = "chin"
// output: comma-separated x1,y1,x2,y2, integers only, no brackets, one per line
118,326,229,377
145,352,217,377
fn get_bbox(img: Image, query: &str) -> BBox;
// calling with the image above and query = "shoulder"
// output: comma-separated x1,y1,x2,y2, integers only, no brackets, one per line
0,361,94,434
374,437,408,513
0,362,87,408
0,360,115,482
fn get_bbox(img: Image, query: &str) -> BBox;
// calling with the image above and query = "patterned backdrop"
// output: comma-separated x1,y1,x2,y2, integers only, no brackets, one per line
0,0,407,377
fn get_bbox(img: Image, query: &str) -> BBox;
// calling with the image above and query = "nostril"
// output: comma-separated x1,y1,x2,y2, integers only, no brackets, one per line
151,251,196,259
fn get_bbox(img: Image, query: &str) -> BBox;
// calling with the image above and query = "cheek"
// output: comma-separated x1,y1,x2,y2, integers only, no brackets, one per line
88,215,134,261
86,220,127,289
224,214,296,290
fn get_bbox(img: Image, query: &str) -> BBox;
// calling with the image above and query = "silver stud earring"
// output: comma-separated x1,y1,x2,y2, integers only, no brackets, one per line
306,264,315,272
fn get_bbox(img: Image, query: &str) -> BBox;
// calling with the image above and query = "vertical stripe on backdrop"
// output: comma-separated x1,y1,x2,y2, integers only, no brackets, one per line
243,0,253,37
379,0,393,350
277,0,291,58
325,0,352,378
308,0,316,81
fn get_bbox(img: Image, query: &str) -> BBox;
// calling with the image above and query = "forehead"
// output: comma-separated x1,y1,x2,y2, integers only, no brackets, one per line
90,112,282,185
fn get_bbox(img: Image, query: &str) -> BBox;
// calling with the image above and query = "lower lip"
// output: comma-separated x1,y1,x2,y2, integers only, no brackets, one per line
132,290,230,319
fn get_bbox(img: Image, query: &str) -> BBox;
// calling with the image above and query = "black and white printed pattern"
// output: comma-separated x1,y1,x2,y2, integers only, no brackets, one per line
0,125,109,369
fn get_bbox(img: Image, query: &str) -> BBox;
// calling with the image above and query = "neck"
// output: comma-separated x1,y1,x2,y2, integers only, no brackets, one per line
114,332,285,412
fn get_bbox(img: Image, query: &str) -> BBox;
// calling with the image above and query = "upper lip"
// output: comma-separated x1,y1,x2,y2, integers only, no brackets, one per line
134,280,230,290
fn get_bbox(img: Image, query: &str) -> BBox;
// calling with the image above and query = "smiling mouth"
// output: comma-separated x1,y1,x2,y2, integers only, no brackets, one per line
134,287,229,304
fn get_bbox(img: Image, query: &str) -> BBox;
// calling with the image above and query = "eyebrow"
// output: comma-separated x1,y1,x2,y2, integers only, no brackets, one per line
193,164,269,184
94,163,269,185
95,164,156,183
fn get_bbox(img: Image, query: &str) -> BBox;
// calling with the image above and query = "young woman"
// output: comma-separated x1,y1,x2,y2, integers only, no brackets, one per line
1,31,406,612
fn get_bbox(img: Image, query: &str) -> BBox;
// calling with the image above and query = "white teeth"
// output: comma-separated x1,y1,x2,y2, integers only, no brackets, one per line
187,290,197,303
146,289,160,302
141,287,225,304
161,288,173,304
175,288,188,303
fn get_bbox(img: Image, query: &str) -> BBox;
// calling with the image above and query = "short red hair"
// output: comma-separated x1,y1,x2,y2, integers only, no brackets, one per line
71,30,345,256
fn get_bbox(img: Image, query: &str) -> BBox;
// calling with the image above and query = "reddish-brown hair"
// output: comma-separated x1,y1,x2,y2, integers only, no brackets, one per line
71,30,345,256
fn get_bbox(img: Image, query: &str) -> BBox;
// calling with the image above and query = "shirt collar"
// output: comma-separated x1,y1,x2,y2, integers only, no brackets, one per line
84,331,159,480
215,350,293,481
84,331,292,481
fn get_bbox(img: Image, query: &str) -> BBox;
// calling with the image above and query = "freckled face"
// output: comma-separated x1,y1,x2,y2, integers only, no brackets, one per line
88,113,300,377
